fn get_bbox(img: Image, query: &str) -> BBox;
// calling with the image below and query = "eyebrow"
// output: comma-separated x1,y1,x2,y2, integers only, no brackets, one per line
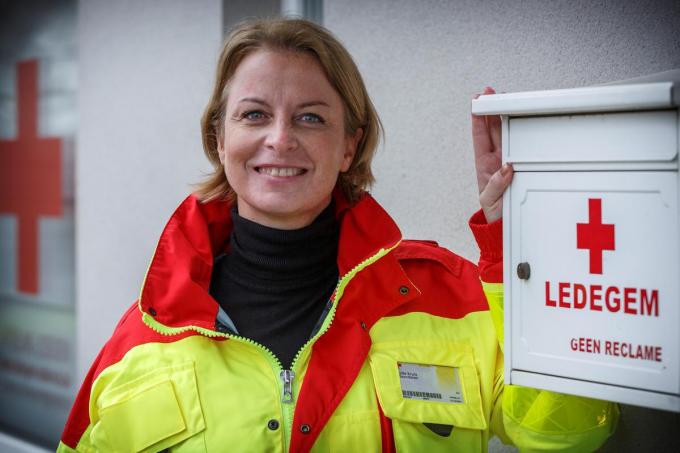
298,100,330,109
237,97,330,109
237,97,270,107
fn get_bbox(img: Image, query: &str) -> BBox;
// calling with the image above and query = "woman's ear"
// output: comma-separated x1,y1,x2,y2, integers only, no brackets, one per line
341,128,363,172
217,135,225,165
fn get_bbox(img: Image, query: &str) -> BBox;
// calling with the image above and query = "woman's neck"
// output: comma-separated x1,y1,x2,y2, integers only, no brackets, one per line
225,201,338,286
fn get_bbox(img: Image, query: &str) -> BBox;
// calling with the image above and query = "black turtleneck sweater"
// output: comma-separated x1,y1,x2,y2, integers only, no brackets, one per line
209,203,339,369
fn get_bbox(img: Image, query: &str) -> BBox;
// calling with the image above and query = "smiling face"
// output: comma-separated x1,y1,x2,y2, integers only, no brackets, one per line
218,49,361,229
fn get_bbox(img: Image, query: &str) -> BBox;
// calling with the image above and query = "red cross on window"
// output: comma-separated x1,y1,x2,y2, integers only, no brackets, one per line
0,60,63,294
576,198,615,275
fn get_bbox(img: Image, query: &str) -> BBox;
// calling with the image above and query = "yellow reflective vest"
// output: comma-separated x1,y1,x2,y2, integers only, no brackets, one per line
58,193,617,452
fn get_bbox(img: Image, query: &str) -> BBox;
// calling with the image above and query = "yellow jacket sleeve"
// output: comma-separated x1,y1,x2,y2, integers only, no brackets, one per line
483,281,619,452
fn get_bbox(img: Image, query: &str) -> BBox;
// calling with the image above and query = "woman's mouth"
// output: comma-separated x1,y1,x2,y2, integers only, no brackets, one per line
256,167,306,177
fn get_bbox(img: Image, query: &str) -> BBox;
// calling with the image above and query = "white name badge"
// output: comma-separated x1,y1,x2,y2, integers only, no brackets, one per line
398,362,464,404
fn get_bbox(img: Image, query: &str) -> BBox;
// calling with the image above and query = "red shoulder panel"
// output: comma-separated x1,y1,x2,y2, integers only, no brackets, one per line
394,239,464,278
391,241,489,319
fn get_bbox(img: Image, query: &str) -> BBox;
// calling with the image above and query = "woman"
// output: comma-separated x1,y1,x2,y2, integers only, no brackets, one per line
58,19,617,452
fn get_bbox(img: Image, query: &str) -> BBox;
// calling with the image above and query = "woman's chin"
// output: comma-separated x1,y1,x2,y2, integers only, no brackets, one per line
237,195,331,229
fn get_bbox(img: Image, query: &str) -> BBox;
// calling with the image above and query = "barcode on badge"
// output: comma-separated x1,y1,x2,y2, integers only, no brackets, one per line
402,390,443,400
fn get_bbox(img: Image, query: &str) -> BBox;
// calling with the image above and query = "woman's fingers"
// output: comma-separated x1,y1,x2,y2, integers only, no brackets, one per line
472,87,502,193
471,88,496,157
482,87,501,152
486,114,501,153
471,93,492,159
480,163,513,223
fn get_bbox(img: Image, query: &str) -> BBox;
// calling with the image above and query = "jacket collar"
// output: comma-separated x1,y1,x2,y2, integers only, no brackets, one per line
139,190,412,331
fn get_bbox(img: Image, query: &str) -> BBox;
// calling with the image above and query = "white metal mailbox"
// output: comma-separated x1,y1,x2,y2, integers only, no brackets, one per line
472,73,680,412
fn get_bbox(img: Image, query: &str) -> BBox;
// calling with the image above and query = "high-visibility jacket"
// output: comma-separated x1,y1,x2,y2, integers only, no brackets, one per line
58,192,618,453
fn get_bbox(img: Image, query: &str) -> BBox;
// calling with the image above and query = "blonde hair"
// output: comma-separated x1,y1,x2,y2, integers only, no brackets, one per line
197,18,382,203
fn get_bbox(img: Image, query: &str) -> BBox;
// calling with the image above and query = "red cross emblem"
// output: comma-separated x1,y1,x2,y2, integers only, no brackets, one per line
0,60,63,294
576,198,615,275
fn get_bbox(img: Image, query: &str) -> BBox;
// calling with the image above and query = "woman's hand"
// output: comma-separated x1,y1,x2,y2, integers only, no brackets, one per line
471,87,513,223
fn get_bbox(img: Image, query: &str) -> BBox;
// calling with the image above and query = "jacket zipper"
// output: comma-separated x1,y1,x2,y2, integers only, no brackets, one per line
140,242,400,451
280,369,295,403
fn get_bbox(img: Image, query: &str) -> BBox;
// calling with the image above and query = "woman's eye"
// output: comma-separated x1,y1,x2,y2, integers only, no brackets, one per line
242,111,266,121
299,113,324,123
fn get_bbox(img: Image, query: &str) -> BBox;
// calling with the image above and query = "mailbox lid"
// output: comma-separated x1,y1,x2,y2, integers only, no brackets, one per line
472,80,678,116
507,110,678,164
508,171,679,394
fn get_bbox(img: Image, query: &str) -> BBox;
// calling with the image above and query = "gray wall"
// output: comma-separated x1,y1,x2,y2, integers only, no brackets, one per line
326,0,680,260
324,0,680,451
77,0,222,378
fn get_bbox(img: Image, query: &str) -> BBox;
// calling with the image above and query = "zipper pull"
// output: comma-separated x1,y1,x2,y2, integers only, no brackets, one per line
280,369,295,404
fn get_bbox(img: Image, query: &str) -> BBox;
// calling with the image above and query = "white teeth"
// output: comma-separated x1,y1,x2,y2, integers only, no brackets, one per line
258,167,304,177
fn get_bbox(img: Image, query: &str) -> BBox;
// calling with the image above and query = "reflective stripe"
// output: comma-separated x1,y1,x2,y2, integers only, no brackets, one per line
502,385,619,452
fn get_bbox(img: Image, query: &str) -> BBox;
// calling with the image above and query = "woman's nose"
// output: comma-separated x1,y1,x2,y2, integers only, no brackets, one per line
265,120,298,152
